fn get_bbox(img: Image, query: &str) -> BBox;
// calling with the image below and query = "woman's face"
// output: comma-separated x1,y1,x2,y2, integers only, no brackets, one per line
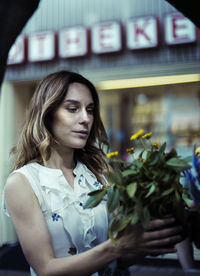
51,82,94,150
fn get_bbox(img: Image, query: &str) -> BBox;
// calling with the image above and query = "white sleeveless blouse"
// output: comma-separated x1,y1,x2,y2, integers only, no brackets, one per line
2,162,117,276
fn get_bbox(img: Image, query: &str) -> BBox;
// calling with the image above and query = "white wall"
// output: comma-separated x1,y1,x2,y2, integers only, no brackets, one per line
0,81,34,245
0,82,17,245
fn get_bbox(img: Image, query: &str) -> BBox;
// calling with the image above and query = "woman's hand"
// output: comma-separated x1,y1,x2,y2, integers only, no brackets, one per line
115,217,184,267
141,218,184,255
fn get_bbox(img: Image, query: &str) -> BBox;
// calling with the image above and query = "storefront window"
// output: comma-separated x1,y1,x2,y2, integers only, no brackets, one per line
99,81,200,160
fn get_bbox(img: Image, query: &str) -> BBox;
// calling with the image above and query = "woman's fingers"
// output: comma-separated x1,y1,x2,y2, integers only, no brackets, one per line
122,240,178,256
143,233,183,248
116,218,183,257
145,247,177,256
143,225,183,241
146,217,176,230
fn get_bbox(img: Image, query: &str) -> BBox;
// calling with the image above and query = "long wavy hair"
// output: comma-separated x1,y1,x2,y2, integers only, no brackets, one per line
11,70,109,184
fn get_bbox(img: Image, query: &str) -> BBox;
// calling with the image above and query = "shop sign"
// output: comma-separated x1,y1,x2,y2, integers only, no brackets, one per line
28,31,56,62
164,13,196,45
126,16,158,50
7,13,197,65
58,26,88,58
91,22,122,54
7,36,25,65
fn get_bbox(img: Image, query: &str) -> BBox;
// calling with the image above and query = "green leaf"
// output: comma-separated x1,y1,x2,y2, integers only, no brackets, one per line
159,142,166,155
145,183,156,198
165,148,178,160
107,188,120,213
107,185,114,197
126,182,137,198
182,156,192,165
122,169,137,177
84,189,107,209
149,151,160,166
110,215,131,233
166,158,190,170
134,160,143,169
182,193,193,207
108,214,115,229
108,169,123,186
108,229,117,245
139,149,145,159
130,212,139,225
88,188,104,196
161,187,174,197
162,173,171,183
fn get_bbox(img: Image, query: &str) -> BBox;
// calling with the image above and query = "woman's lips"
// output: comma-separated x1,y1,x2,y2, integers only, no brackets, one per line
73,130,88,138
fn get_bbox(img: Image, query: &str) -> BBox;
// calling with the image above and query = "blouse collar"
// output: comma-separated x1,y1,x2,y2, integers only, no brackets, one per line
31,161,96,180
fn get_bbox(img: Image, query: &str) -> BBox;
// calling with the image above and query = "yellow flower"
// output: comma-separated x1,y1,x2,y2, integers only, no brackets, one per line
126,147,135,154
106,151,119,158
152,142,159,149
195,147,200,156
130,129,144,140
142,132,152,140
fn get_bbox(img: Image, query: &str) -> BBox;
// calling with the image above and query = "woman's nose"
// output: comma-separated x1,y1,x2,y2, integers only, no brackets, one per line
80,109,90,124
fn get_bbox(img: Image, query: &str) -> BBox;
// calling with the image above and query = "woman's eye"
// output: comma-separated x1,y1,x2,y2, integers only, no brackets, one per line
87,108,94,114
67,107,77,113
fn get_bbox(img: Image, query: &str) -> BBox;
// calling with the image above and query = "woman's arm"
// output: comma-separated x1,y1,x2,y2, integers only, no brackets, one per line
5,173,184,276
176,237,196,270
5,173,121,276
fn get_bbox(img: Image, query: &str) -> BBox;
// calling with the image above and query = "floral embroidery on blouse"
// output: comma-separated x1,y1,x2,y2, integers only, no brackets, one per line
52,213,60,221
68,247,77,255
93,181,100,187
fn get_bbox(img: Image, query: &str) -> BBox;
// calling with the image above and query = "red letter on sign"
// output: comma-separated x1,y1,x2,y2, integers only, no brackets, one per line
37,35,46,55
165,13,196,45
126,16,158,50
28,31,55,62
134,21,151,42
91,22,122,54
59,27,88,58
172,14,189,41
99,24,113,50
65,34,81,49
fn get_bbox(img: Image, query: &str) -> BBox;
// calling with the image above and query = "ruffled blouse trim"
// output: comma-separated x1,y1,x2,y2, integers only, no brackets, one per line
30,162,104,252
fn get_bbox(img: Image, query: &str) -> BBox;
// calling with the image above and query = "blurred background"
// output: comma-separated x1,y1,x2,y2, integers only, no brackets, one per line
0,0,199,273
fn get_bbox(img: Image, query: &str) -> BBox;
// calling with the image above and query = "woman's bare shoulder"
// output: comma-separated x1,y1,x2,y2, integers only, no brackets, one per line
5,172,36,212
5,172,30,192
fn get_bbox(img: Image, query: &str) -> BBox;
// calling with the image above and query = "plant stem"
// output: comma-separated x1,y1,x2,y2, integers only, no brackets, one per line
140,138,147,151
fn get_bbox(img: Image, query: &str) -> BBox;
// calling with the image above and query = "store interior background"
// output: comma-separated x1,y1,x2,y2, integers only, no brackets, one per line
3,79,200,162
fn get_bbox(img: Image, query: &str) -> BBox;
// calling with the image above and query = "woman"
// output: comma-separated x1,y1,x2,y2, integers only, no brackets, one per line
3,71,184,276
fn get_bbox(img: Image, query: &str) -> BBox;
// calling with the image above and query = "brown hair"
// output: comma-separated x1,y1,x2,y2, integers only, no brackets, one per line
11,71,109,183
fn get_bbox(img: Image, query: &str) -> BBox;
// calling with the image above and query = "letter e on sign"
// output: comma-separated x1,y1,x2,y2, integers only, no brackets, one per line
91,22,122,54
126,16,158,50
164,13,196,45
